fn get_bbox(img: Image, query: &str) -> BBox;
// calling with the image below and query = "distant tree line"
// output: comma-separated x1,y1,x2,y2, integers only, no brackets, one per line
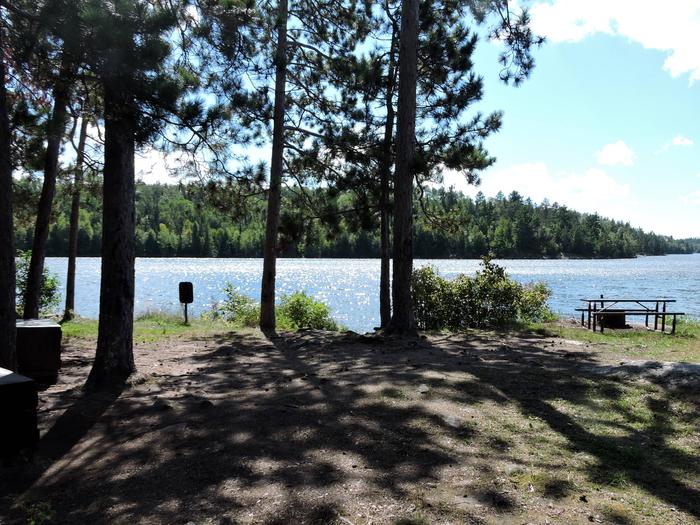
13,179,696,259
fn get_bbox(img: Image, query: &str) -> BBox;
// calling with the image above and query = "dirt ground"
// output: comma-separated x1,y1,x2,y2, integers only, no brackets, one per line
1,327,699,525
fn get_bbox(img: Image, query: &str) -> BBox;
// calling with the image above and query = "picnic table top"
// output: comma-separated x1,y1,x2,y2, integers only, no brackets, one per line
589,309,685,315
579,298,676,303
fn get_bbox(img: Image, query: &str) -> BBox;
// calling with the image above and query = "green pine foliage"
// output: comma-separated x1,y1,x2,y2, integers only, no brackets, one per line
13,180,696,259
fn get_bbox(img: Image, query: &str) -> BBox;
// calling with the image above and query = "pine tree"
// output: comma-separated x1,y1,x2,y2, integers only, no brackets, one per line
83,0,201,389
386,0,419,334
63,98,93,321
259,0,288,331
214,0,371,331
0,6,16,370
17,0,85,319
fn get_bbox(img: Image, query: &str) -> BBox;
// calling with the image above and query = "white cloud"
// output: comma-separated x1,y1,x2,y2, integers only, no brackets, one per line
442,162,629,217
658,134,695,153
595,140,635,166
680,190,700,205
135,147,194,184
672,134,693,146
529,0,700,83
440,162,700,237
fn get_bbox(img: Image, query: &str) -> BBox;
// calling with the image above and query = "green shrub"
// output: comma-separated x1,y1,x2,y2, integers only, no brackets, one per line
412,258,552,330
520,282,557,322
15,250,60,316
211,286,339,331
211,283,260,327
278,291,339,331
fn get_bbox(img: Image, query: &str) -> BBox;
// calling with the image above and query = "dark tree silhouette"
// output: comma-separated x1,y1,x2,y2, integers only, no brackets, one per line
0,10,16,370
260,0,289,332
63,107,90,321
386,0,419,335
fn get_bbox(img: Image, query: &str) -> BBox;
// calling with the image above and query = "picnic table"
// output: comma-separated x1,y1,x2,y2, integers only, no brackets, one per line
576,297,684,334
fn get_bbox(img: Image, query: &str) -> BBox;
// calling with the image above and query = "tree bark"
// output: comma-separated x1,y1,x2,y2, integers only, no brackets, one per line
85,81,136,390
379,165,391,328
379,25,398,329
0,23,17,371
386,0,418,335
259,0,288,332
23,57,72,319
24,57,71,319
63,115,89,321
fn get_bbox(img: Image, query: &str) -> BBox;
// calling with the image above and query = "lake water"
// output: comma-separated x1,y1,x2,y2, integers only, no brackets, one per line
44,254,700,333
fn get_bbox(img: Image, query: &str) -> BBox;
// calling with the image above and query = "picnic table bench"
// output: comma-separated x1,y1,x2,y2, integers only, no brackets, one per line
576,297,684,334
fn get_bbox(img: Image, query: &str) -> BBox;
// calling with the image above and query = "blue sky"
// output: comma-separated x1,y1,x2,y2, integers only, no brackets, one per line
135,1,700,239
441,0,700,238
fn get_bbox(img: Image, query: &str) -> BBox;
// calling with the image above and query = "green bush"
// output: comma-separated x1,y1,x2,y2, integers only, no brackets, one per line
278,291,339,331
412,258,553,330
15,250,60,316
211,286,339,331
211,283,260,327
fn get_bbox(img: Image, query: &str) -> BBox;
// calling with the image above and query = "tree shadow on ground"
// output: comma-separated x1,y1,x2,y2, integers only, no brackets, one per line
1,328,697,523
432,332,700,519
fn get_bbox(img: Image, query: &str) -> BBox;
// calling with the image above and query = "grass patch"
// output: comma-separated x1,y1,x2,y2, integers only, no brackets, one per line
527,318,700,362
600,502,636,525
61,311,230,343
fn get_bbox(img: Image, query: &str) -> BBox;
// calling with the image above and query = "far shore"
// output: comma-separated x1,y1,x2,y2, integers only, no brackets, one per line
42,252,700,260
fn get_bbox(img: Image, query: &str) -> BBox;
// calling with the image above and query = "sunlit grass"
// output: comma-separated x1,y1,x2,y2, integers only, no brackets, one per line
61,310,231,343
526,318,700,362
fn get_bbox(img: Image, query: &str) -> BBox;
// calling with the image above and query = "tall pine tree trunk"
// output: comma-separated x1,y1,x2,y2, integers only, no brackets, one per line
23,59,72,319
379,27,398,329
86,81,136,390
63,115,88,321
260,0,288,332
0,24,16,371
387,0,418,335
379,166,391,328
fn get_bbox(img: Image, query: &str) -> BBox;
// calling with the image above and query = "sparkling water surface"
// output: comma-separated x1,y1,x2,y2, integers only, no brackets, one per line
45,254,700,333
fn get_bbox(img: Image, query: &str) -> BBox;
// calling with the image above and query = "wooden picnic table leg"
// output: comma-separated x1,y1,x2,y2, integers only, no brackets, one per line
587,303,592,329
672,314,677,335
654,301,659,331
661,302,667,333
580,310,584,326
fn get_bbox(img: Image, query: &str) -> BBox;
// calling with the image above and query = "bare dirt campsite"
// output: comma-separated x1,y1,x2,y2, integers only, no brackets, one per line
2,322,698,525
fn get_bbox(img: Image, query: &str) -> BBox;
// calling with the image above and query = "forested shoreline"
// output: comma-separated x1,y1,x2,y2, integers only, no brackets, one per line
14,179,698,260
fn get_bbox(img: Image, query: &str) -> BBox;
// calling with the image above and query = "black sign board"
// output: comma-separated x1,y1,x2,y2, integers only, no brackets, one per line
179,282,194,304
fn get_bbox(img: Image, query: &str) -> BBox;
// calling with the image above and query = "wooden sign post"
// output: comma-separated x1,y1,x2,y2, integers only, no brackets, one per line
179,282,194,324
